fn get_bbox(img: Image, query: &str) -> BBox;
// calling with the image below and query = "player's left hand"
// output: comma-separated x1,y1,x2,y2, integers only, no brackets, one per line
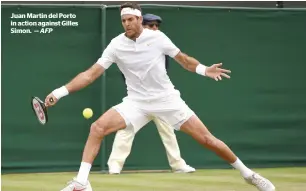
205,63,231,81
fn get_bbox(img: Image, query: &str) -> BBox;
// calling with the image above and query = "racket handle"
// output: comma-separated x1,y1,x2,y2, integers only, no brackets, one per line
49,97,54,103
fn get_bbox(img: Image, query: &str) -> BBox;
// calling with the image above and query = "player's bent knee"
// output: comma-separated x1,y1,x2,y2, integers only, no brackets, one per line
90,121,106,138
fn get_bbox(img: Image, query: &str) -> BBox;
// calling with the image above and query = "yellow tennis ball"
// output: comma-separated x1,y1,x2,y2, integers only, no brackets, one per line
83,108,93,119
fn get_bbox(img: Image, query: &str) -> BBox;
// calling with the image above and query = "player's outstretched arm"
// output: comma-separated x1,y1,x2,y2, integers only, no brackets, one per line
64,64,104,94
45,63,105,107
174,52,231,81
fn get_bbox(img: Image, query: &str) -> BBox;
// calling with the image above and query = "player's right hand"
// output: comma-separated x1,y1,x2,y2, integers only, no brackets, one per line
45,93,58,107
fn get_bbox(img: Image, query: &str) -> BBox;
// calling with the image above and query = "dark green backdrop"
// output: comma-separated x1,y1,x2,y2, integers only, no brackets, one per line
2,5,306,173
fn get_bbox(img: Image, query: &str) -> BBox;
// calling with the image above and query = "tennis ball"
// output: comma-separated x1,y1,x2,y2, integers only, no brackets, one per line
83,108,93,119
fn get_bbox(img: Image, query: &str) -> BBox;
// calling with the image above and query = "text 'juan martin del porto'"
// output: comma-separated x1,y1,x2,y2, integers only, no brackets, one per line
11,13,76,19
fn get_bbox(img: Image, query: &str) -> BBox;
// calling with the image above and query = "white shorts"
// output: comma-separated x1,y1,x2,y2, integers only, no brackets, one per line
113,95,194,133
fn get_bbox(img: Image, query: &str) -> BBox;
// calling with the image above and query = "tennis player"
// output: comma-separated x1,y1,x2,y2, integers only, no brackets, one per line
107,13,195,174
45,2,275,191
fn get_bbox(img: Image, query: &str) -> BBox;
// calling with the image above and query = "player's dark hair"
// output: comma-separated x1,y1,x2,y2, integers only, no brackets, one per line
120,2,142,12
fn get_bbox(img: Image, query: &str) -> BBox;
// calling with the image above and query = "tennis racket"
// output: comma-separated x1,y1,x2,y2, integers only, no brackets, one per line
31,96,54,125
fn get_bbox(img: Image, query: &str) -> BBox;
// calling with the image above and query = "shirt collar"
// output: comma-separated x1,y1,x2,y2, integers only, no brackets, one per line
123,28,148,43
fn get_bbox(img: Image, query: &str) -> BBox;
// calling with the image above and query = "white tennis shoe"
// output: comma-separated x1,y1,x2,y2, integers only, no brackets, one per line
60,177,92,191
244,173,276,191
174,165,196,173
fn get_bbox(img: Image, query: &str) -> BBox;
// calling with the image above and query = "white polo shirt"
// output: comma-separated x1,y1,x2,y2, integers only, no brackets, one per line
97,28,181,101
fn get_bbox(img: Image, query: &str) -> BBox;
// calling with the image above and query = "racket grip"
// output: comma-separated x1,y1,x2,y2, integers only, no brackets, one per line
49,97,54,103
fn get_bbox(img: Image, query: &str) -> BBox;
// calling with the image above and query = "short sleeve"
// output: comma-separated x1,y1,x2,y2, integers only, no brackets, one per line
159,31,180,58
96,40,116,69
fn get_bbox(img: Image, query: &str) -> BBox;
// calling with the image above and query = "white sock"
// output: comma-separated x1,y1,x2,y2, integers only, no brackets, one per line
231,158,253,178
76,162,92,185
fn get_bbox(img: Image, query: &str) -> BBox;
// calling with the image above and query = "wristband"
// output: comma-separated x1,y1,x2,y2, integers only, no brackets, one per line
52,86,69,99
196,64,207,76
